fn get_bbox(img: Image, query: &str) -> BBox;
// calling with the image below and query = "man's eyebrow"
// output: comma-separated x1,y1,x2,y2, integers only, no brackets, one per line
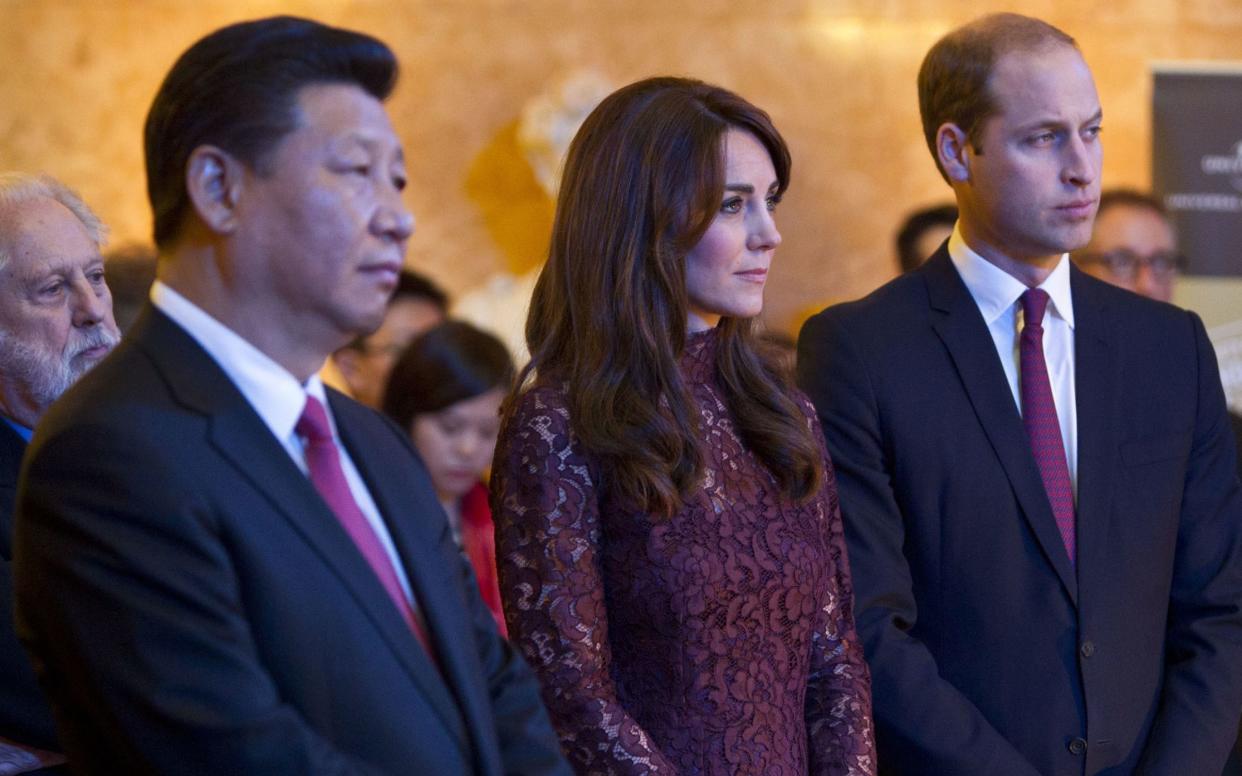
19,255,103,279
1017,108,1104,132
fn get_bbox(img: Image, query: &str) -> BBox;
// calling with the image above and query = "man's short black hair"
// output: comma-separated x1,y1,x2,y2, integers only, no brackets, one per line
392,269,449,314
341,270,449,353
144,15,398,249
1096,188,1168,220
895,203,958,273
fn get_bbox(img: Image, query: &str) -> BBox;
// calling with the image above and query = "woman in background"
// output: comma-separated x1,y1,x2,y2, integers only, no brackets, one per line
382,320,513,635
491,77,875,775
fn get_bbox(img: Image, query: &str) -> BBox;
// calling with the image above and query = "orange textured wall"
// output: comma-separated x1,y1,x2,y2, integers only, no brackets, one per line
2,0,1240,334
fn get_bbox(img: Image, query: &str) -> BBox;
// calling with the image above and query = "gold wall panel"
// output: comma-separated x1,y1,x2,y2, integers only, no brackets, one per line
2,0,1240,334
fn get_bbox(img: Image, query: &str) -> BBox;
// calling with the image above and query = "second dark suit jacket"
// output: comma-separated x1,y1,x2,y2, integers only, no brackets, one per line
797,249,1242,776
14,307,572,775
1,420,59,752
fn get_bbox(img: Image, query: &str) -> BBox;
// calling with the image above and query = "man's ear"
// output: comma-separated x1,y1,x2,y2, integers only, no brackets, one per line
185,145,245,235
936,123,972,183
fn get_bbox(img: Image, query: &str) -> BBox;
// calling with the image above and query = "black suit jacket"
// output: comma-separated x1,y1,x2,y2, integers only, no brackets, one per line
797,249,1242,776
0,420,59,751
14,307,572,775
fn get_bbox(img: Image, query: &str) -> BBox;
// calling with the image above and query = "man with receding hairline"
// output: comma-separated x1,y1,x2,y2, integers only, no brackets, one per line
799,12,1242,775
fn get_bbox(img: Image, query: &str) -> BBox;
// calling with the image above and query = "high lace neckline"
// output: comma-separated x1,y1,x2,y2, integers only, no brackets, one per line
680,327,720,383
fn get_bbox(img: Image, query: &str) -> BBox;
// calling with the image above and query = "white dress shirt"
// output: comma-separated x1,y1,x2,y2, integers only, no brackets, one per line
947,226,1078,497
150,281,419,607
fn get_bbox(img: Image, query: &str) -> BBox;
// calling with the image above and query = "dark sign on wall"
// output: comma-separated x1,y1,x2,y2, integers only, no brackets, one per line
1152,65,1242,278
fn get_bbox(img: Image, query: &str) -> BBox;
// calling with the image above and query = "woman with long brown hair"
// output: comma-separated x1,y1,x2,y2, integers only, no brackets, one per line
490,77,875,775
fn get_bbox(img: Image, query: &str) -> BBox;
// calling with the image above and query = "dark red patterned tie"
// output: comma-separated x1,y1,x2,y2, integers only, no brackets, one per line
297,396,439,661
1019,289,1076,564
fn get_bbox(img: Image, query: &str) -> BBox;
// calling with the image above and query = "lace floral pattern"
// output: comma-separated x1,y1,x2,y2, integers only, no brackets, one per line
492,329,875,775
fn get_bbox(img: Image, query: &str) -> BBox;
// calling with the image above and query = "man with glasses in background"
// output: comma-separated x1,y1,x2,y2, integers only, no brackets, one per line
1073,189,1184,303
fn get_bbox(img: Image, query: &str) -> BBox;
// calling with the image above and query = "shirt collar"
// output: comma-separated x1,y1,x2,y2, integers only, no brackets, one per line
150,280,330,443
2,416,33,443
948,224,1075,329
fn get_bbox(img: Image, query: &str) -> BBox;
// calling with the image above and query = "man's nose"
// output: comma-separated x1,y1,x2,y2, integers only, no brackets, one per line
1062,134,1098,189
71,277,109,327
375,190,415,243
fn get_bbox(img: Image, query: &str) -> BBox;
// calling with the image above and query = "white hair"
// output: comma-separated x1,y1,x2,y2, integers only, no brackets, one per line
0,172,107,271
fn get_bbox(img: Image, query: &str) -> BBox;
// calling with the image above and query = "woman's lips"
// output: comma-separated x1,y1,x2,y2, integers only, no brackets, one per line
734,268,768,283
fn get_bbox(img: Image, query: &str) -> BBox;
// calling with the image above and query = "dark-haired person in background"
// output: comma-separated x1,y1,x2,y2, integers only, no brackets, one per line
491,76,874,775
382,320,513,635
0,172,118,774
799,13,1242,775
894,202,957,274
101,242,157,334
335,268,447,407
1073,188,1181,303
13,16,569,775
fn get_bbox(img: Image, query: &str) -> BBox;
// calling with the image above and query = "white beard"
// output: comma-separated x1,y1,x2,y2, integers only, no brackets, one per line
0,324,119,412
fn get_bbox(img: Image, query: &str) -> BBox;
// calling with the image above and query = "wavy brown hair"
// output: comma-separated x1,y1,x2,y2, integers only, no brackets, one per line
509,76,823,516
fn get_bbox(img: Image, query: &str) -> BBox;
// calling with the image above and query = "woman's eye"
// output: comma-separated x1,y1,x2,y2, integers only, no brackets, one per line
437,419,466,435
720,197,743,214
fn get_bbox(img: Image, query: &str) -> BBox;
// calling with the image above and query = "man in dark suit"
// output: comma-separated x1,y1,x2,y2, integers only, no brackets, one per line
14,17,570,775
798,13,1242,775
1072,187,1242,776
0,172,119,772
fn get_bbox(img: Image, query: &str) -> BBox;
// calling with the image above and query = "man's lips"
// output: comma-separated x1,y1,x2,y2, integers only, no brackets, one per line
1057,200,1096,219
75,345,111,361
360,261,401,285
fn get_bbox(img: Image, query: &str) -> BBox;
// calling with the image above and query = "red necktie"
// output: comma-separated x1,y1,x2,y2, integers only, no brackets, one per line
1019,289,1076,564
296,395,438,660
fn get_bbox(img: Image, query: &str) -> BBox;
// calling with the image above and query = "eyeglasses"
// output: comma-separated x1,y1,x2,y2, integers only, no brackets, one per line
1075,249,1187,280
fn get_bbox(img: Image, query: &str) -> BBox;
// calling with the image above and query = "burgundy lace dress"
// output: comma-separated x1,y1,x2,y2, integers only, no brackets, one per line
491,329,875,775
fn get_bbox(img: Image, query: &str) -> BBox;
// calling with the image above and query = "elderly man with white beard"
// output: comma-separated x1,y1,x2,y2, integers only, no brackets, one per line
0,172,118,774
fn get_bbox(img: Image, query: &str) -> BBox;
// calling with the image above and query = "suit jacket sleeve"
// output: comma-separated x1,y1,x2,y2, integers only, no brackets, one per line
1136,312,1242,775
433,462,572,776
14,420,387,775
491,387,677,774
797,310,1041,776
802,403,877,776
1,554,60,750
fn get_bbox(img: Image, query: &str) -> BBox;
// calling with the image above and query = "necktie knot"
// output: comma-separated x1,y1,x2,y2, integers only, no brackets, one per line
1021,288,1051,330
296,395,332,444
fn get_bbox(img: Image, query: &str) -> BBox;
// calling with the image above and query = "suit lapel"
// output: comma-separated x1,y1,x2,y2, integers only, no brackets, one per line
332,395,491,763
132,307,472,753
1069,269,1117,603
923,251,1078,603
0,421,25,492
0,422,27,559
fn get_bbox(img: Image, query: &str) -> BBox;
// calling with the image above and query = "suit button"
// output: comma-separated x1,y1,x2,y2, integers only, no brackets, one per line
1080,640,1095,658
1068,737,1087,755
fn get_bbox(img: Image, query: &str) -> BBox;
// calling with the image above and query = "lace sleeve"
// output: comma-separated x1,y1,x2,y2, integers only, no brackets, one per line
491,386,677,775
802,399,878,776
